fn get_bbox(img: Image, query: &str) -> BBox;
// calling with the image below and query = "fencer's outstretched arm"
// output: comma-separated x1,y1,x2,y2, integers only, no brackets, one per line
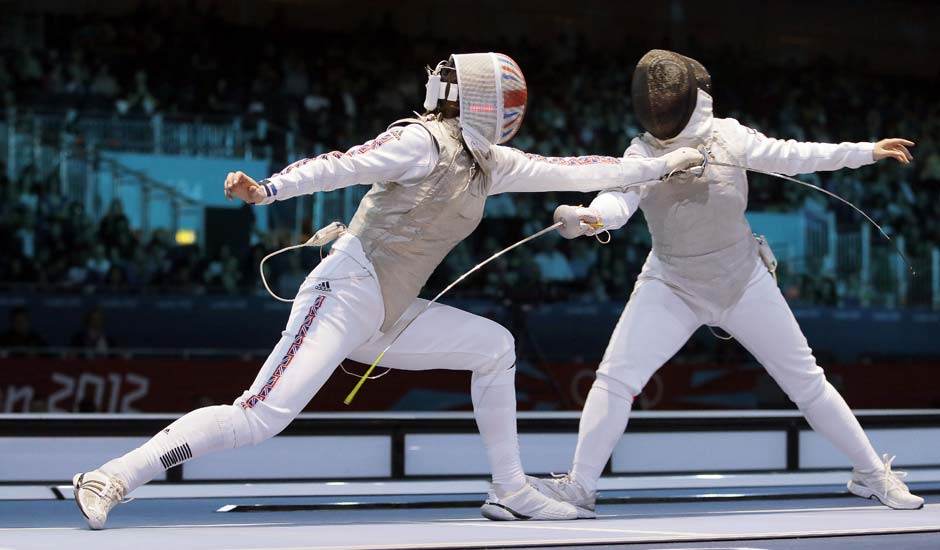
553,188,646,239
730,120,913,175
224,125,437,204
487,146,703,195
552,140,698,238
589,188,644,230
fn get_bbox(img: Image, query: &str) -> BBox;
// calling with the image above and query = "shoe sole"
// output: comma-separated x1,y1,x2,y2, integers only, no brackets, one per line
575,505,597,519
847,480,924,510
72,473,105,530
480,502,530,521
480,502,580,521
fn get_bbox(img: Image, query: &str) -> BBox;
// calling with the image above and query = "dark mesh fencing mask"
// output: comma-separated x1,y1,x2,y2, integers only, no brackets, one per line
679,53,712,95
631,49,701,140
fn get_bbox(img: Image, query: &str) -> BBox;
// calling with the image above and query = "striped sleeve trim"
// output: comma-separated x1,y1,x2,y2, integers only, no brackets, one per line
259,179,276,198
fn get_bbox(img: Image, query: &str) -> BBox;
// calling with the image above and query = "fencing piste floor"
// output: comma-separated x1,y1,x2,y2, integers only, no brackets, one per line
2,476,939,550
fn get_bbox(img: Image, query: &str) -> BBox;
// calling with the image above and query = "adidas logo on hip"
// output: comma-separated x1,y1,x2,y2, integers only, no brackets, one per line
313,281,332,292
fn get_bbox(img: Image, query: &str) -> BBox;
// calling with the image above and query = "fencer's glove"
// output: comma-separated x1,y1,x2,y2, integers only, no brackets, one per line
554,205,603,239
224,171,267,204
660,147,707,178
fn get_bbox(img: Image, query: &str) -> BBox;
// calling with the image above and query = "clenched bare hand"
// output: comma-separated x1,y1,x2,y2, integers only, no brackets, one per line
873,138,914,164
224,171,266,204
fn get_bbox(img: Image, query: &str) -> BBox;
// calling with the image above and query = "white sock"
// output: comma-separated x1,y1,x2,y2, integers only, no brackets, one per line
799,382,882,472
571,377,633,493
99,405,244,492
472,366,525,497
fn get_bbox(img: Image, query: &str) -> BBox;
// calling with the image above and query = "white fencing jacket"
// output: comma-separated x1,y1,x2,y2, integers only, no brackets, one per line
590,90,875,313
256,117,670,328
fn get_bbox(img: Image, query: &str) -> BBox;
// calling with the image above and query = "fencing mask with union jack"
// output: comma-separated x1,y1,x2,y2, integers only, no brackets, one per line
423,52,528,167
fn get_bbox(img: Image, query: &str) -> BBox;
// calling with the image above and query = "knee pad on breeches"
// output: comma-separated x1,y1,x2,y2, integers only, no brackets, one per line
227,397,298,446
470,327,516,390
789,377,831,412
153,404,254,461
595,358,647,400
471,360,515,391
592,371,635,401
769,363,828,409
595,338,669,399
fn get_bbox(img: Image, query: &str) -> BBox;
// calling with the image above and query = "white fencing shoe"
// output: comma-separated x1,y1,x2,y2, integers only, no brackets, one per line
480,482,578,521
527,473,597,518
73,471,129,529
847,454,924,510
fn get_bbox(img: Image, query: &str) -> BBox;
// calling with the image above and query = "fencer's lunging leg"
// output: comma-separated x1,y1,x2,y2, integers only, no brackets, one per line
720,266,882,472
98,255,382,493
349,300,525,493
571,279,700,491
353,299,579,520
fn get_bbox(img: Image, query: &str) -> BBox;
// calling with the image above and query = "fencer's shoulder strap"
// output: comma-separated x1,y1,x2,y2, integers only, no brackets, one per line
387,116,426,130
389,115,482,178
387,116,441,154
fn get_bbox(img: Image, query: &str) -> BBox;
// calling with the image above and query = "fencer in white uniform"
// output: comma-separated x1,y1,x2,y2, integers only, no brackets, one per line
72,53,705,528
539,49,922,516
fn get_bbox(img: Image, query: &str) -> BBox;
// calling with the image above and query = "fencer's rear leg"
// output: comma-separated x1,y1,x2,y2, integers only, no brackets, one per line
75,259,382,529
720,269,923,509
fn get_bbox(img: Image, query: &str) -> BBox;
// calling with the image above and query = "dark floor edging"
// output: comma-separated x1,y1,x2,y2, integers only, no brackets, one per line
217,485,940,513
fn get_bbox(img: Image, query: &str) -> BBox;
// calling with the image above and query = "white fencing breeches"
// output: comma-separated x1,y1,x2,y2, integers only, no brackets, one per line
100,243,523,493
572,260,882,490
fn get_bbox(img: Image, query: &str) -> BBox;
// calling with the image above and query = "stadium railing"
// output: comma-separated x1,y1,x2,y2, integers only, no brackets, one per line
1,109,937,307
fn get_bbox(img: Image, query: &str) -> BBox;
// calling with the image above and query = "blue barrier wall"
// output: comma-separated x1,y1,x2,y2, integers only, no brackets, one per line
1,294,937,362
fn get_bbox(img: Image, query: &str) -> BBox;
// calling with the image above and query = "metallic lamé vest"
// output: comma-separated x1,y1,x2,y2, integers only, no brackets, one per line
639,127,758,312
348,115,489,331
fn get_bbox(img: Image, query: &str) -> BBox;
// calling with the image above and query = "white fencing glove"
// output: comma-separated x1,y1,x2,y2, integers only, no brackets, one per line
661,146,707,178
554,205,603,239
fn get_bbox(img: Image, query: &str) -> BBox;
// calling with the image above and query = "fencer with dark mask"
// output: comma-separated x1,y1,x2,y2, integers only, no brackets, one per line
541,49,921,517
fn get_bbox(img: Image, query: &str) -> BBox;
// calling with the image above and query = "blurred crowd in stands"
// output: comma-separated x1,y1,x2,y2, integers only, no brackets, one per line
1,4,939,312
